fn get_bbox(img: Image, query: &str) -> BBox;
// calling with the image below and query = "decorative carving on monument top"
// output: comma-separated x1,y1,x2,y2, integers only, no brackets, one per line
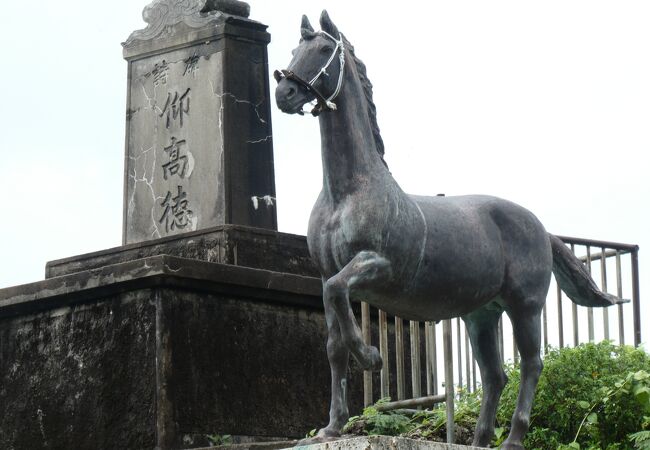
123,0,250,47
201,0,250,17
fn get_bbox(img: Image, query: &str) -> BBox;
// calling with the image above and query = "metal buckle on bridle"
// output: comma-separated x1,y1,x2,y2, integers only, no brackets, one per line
274,31,346,117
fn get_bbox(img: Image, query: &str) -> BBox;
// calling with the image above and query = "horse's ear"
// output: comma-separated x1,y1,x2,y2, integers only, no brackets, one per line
319,10,339,37
301,14,314,39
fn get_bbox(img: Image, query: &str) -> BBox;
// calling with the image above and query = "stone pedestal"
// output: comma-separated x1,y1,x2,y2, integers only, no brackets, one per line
122,0,277,244
0,228,367,449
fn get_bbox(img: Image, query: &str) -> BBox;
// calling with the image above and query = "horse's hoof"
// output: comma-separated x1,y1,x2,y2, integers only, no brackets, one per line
500,440,525,450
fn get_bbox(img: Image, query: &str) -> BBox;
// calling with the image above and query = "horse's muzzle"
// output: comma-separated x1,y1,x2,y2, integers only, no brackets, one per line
275,77,309,115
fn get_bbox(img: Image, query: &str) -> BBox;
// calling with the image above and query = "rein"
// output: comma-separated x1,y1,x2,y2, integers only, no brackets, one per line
274,31,346,117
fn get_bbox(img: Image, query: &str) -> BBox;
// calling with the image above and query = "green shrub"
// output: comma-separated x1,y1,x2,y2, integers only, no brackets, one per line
497,341,650,450
343,341,650,450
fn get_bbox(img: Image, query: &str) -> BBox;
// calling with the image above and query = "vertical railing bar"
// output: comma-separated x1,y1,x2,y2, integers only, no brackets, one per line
361,302,373,407
600,247,609,341
395,317,406,400
464,325,471,392
432,322,439,395
571,244,579,347
379,310,390,399
557,282,564,348
456,318,463,389
513,327,519,364
410,320,422,399
542,303,548,354
498,317,504,364
472,354,477,393
631,249,642,347
586,246,595,342
425,322,434,396
615,251,624,345
443,319,455,444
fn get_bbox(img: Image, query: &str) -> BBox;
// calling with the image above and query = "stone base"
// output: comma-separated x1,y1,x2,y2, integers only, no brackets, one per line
288,436,482,450
192,436,482,450
0,228,368,449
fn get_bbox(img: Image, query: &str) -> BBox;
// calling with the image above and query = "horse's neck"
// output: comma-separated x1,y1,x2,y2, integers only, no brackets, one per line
318,64,391,203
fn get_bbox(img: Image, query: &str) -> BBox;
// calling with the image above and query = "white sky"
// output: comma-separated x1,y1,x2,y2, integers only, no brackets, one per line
0,1,647,345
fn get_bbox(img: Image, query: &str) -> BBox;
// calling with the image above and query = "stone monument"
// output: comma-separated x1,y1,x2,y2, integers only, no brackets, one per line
122,0,277,244
0,2,369,449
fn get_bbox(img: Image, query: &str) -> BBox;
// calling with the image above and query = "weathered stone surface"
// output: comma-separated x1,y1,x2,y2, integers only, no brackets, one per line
46,225,317,279
0,290,158,449
123,8,277,244
195,441,298,450
0,256,365,449
288,436,482,450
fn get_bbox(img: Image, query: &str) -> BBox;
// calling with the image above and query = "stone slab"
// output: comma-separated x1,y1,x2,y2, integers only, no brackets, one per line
45,225,317,279
194,440,298,450
288,436,482,450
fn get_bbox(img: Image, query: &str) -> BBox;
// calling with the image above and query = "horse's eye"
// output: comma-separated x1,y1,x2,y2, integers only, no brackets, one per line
321,46,334,54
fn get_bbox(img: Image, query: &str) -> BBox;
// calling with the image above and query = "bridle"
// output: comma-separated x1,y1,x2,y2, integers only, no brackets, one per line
274,31,346,117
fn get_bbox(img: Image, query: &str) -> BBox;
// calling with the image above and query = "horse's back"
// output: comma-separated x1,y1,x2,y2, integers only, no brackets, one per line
402,194,552,319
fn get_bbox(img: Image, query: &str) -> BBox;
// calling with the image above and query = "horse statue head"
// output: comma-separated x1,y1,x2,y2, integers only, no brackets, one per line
275,11,347,117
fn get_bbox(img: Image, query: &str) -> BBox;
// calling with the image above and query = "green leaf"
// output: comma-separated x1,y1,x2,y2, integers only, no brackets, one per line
577,400,591,409
635,371,650,381
569,441,581,450
586,413,598,425
494,427,504,439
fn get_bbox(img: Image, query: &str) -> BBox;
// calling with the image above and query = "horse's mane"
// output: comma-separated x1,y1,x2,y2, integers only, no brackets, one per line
341,34,387,167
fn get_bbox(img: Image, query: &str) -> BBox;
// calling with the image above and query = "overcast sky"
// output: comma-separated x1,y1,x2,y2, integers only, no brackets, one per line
0,1,647,344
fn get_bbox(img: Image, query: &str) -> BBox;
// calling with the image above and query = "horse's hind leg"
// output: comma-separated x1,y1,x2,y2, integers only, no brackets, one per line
324,251,392,371
501,302,544,450
463,304,508,448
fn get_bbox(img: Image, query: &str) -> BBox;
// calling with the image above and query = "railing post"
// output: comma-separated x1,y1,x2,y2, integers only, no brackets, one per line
361,302,373,407
600,247,610,341
557,283,564,348
443,319,455,444
586,246,595,342
410,321,422,399
379,310,390,399
456,318,463,389
632,249,642,347
542,303,548,354
395,317,406,400
498,317,504,364
571,244,579,346
616,251,625,345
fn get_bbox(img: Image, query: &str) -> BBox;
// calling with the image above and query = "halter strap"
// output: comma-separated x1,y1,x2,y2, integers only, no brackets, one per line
274,31,346,117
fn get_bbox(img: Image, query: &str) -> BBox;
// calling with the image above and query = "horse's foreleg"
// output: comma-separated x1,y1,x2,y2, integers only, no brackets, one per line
322,288,350,437
502,306,543,450
299,281,350,444
324,251,392,371
464,306,508,448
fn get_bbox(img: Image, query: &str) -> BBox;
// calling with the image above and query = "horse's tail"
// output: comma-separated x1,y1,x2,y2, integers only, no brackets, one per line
549,233,628,307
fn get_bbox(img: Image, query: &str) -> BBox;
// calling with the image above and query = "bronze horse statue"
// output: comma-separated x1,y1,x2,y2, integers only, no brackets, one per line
275,11,623,449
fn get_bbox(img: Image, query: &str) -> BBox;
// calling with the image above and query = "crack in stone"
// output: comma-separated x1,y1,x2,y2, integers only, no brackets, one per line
127,145,163,239
246,135,272,144
164,264,183,273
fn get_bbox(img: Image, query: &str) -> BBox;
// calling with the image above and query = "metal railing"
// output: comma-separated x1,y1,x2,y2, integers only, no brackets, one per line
359,236,641,444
